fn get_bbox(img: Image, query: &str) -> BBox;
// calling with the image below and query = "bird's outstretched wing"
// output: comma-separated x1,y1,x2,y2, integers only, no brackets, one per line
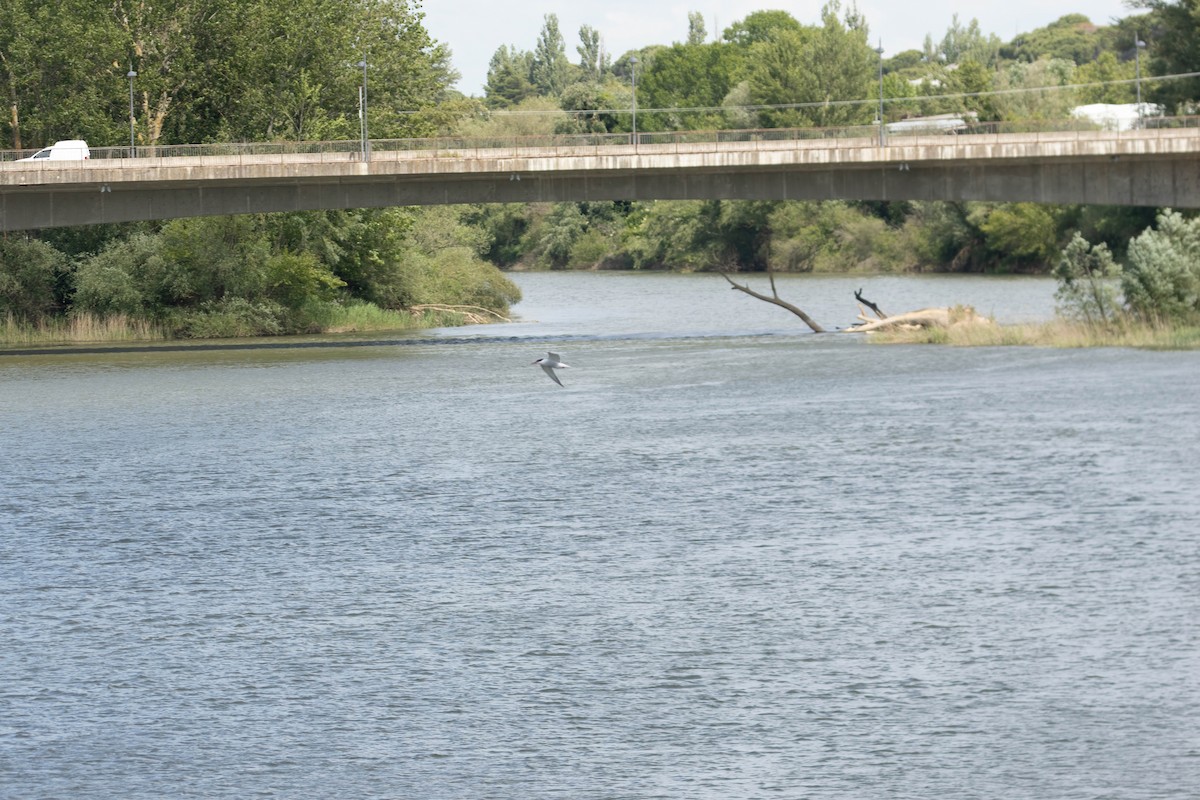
541,364,565,386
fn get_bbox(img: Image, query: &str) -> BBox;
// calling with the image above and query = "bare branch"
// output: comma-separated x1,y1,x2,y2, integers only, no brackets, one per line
719,271,826,333
409,304,511,324
854,288,887,319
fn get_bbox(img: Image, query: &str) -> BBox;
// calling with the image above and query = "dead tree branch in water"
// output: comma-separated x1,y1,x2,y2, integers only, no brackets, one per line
854,288,887,320
719,270,826,333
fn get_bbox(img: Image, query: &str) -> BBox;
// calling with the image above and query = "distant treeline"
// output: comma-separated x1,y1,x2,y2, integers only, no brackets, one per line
456,2,1197,275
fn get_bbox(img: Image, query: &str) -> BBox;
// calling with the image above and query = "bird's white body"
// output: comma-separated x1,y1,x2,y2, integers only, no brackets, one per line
533,352,570,386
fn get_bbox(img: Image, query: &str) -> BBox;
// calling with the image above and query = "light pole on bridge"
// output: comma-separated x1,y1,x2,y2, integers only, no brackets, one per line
127,67,137,158
357,55,369,162
875,42,885,146
629,55,639,149
1134,33,1147,127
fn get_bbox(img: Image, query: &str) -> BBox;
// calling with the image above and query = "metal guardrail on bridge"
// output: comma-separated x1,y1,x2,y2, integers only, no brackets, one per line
2,117,1198,165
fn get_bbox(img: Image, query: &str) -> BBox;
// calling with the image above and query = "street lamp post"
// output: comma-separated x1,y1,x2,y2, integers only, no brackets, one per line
629,56,639,148
1134,33,1146,126
127,67,137,157
357,56,369,162
875,42,885,146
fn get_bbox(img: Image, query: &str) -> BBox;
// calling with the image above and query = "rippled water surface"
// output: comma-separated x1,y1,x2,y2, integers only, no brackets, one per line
2,273,1198,799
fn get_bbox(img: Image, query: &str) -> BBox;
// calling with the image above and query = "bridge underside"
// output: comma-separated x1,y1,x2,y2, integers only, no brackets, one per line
2,157,1197,231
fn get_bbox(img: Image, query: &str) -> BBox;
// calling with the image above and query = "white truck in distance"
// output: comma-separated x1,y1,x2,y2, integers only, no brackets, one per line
17,140,90,161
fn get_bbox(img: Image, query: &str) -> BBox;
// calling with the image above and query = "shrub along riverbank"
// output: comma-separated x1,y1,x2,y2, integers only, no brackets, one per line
0,206,521,346
3,202,1197,349
857,208,1200,349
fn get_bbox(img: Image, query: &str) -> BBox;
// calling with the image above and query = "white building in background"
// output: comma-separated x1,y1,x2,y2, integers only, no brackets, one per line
1071,103,1163,131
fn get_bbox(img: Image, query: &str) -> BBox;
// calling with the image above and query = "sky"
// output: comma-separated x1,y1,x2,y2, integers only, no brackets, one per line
420,0,1139,96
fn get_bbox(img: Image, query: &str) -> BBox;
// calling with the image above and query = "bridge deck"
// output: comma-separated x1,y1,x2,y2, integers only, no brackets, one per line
2,127,1198,230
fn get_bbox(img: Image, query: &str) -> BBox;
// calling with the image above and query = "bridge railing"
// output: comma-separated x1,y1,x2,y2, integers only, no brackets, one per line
2,116,1198,164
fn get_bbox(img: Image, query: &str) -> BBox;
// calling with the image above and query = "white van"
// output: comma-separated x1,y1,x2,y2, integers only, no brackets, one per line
17,140,90,161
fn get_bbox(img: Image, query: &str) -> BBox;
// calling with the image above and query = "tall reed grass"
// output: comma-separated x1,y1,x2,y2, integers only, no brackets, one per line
0,300,498,348
320,301,463,333
2,313,168,346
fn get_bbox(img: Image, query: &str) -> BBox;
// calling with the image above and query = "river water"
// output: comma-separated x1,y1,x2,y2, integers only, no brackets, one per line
2,272,1198,799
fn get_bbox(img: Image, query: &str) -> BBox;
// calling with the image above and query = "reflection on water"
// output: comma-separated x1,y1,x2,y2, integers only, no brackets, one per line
1,272,1197,799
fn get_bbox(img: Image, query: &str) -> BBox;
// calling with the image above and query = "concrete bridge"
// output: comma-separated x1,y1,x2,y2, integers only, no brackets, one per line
2,123,1198,231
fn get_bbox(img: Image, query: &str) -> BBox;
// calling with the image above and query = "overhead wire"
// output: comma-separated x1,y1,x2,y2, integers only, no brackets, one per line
399,70,1200,118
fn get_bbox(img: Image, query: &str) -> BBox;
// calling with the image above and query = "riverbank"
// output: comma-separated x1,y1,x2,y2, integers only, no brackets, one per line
0,304,496,349
868,317,1200,350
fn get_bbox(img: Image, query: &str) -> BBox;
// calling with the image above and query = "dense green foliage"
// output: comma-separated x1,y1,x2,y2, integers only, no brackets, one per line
0,238,72,320
0,0,525,339
1136,0,1200,113
1052,210,1200,326
464,2,1197,279
1122,210,1200,321
2,208,520,335
0,0,455,148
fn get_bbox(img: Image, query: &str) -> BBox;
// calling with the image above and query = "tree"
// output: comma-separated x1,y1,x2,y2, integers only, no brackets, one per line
938,14,1002,67
110,0,220,145
1002,14,1104,65
623,201,717,270
687,12,707,46
155,215,270,305
911,202,990,272
576,25,609,82
637,41,741,130
722,10,804,47
0,238,71,322
1136,0,1200,112
557,82,621,133
202,0,358,141
747,29,816,128
0,0,457,148
977,203,1064,271
1075,52,1137,104
991,58,1078,122
485,45,536,108
804,1,874,128
750,1,873,129
532,14,571,96
1122,209,1200,322
74,233,163,316
334,0,457,139
886,49,926,73
527,203,587,268
0,0,124,149
1054,234,1121,324
947,59,998,119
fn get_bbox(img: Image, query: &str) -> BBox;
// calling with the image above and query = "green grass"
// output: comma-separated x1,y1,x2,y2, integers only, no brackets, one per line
319,301,426,333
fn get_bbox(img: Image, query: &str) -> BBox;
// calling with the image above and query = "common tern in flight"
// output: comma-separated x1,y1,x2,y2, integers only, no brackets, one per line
533,352,570,386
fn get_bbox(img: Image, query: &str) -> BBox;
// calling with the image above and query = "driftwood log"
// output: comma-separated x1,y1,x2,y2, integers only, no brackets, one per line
409,304,511,324
842,306,989,333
